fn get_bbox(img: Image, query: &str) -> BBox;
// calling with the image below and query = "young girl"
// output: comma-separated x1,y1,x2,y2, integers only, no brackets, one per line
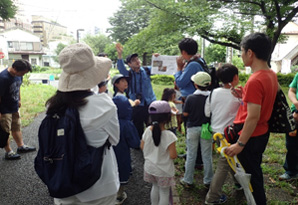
161,88,179,134
112,74,140,106
141,100,177,205
112,95,140,205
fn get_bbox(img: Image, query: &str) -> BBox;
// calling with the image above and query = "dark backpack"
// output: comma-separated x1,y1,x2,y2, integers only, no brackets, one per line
34,108,111,198
189,57,219,90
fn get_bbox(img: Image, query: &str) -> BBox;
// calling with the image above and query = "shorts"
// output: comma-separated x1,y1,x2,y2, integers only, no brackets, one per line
144,171,175,187
0,112,21,133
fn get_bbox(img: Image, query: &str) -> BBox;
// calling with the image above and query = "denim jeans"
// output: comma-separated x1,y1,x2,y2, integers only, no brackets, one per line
183,126,213,185
283,132,298,176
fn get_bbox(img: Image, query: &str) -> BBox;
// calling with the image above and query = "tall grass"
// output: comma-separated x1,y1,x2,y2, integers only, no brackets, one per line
20,84,56,126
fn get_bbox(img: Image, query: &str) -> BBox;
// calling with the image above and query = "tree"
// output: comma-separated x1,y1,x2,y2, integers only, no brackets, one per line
82,34,112,56
53,43,67,63
111,0,298,61
204,44,226,64
107,0,151,44
0,0,17,20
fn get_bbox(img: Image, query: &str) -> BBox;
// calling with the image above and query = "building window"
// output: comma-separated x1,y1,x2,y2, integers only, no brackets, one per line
20,42,33,51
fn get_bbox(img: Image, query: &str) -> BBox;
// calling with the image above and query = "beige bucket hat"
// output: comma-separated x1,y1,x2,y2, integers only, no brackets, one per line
58,43,111,92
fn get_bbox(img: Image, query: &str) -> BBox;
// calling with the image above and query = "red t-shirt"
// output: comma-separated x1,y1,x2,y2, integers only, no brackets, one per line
234,69,278,137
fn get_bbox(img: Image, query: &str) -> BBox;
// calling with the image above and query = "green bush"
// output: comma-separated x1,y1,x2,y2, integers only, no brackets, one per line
239,73,250,83
151,74,175,85
32,65,51,73
238,72,296,87
232,56,245,70
277,73,295,87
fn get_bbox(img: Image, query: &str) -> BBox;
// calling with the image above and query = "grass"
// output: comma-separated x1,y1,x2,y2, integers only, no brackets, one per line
20,83,56,126
171,86,298,204
20,77,298,204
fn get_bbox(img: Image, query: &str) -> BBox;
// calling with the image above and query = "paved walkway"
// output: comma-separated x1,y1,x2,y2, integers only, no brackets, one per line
0,113,180,205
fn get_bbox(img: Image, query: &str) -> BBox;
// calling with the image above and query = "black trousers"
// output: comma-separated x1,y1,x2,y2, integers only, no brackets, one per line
237,132,269,205
132,105,149,139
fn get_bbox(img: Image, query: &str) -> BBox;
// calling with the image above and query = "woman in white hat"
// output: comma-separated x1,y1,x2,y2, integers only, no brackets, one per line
46,43,120,205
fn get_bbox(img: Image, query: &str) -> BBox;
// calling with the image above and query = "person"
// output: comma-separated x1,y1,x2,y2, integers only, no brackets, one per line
173,82,184,134
278,73,298,181
204,64,241,204
112,95,140,205
141,100,177,205
161,88,179,135
174,38,205,166
180,72,213,188
96,79,109,94
116,43,156,138
97,52,108,57
47,43,120,205
111,74,140,107
0,59,36,160
225,33,278,205
174,38,205,98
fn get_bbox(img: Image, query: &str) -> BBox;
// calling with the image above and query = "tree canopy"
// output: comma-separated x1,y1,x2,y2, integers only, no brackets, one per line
0,0,16,20
108,0,298,60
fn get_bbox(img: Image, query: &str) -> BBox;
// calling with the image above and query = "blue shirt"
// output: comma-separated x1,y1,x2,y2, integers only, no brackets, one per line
0,69,22,114
174,61,204,97
117,59,156,106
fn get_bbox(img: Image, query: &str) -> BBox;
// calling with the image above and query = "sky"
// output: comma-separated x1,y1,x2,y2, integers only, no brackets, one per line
18,0,122,35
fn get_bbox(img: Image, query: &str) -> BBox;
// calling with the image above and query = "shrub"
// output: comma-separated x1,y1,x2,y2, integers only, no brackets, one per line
32,65,51,73
150,74,175,85
277,73,295,87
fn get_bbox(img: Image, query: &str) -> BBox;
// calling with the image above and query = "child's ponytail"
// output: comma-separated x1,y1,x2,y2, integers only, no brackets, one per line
152,121,161,146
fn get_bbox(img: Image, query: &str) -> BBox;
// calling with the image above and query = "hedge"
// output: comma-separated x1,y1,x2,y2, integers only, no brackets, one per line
150,72,297,87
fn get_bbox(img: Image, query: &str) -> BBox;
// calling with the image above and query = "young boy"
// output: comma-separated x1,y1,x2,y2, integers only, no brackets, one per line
180,71,213,188
0,59,36,160
204,64,241,204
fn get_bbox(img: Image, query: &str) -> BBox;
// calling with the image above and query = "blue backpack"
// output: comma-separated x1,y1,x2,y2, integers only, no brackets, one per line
34,108,110,198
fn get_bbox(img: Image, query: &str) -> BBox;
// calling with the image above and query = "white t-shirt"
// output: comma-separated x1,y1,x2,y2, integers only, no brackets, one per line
175,90,183,114
142,127,177,177
74,93,120,202
204,87,241,133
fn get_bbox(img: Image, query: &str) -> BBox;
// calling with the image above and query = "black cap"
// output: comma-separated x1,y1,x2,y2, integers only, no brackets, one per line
97,79,109,88
125,53,138,64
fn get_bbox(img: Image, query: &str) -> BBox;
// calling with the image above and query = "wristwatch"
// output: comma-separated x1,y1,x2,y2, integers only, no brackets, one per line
237,140,245,147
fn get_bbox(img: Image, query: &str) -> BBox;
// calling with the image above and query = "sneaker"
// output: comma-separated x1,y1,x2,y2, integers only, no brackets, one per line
180,178,193,189
205,194,227,205
115,191,127,205
279,173,298,181
234,183,243,190
5,152,21,160
17,145,36,153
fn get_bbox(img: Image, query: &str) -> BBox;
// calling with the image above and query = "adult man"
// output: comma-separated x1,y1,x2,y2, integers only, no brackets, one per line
0,59,36,160
278,74,298,181
225,33,278,205
175,38,205,167
174,38,205,98
116,43,156,138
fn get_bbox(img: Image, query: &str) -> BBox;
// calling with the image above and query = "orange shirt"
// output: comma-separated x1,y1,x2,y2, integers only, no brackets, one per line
234,69,278,137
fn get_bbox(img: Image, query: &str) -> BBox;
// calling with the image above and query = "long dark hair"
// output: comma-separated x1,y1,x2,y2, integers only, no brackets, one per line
46,90,93,115
150,113,171,146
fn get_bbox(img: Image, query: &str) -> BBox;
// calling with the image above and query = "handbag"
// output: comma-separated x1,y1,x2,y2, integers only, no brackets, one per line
224,123,243,144
201,123,213,140
268,88,296,133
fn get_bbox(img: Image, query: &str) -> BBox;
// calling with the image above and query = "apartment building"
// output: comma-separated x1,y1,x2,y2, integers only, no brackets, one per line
31,15,68,47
